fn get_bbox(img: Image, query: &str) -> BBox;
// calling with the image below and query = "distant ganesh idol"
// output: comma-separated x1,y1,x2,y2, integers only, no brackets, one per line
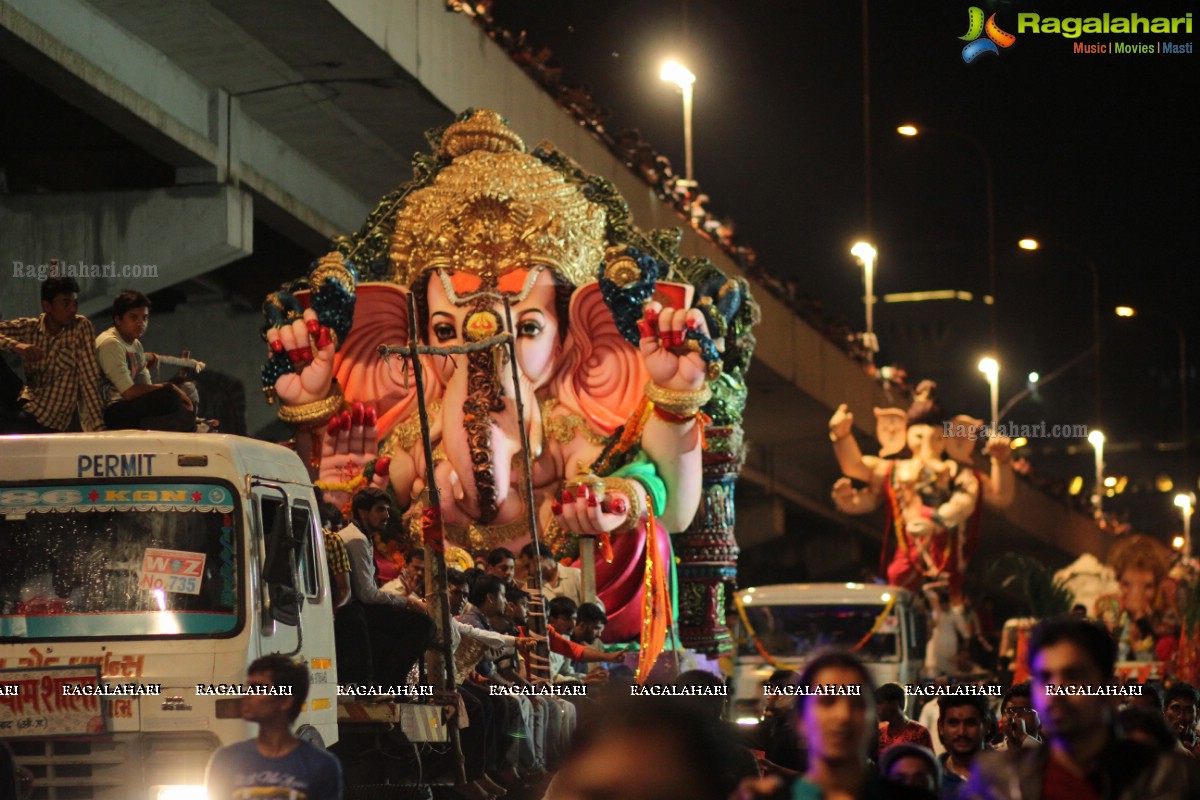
259,110,758,654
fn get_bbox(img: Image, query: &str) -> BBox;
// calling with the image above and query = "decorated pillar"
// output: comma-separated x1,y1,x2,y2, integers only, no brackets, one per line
675,363,750,654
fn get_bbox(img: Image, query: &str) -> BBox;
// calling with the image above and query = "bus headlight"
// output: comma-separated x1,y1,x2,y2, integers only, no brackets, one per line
155,786,207,800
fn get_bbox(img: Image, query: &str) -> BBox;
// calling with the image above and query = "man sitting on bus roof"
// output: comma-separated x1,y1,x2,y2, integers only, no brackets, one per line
95,290,197,432
0,276,105,433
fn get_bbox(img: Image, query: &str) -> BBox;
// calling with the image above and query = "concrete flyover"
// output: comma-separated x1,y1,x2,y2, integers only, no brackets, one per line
0,0,1107,571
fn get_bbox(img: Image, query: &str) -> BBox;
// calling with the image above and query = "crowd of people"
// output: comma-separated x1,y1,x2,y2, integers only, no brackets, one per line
315,485,626,799
198,617,1200,800
0,277,209,434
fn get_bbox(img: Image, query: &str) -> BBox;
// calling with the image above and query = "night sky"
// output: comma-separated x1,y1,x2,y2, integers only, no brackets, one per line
488,0,1198,532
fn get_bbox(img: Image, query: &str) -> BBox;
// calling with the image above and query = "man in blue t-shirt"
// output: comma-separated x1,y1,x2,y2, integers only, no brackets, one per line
204,655,342,800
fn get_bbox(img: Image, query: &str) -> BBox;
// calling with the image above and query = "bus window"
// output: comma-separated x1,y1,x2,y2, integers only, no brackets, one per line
291,503,318,599
0,482,240,639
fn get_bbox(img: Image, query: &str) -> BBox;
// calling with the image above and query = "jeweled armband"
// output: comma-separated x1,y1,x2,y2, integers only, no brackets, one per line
644,381,712,419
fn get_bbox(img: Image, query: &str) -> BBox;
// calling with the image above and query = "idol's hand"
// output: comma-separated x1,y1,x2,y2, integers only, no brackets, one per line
984,436,1013,464
552,485,631,535
829,404,854,440
637,302,711,393
267,308,336,406
319,402,387,508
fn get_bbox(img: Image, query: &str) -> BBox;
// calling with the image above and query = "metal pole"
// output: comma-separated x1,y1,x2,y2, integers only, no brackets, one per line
682,84,694,183
862,0,872,238
864,255,874,345
500,301,551,678
1186,502,1193,559
983,152,996,357
1179,325,1189,506
404,294,466,787
989,375,999,435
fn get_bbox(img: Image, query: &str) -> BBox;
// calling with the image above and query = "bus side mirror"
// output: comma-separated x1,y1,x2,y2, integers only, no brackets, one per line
262,501,304,627
268,584,303,627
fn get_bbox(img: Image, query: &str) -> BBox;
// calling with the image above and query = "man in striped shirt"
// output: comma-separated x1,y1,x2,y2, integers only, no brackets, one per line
0,277,104,433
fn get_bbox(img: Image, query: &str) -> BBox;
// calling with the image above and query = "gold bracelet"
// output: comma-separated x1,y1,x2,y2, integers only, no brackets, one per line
278,381,346,427
644,381,712,417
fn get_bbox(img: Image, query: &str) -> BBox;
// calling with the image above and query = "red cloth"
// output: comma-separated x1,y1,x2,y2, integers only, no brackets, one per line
877,720,933,756
1040,755,1101,800
548,627,586,661
576,518,673,641
374,550,400,585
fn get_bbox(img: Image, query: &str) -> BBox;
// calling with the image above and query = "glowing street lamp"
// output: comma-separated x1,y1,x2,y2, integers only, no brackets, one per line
660,60,696,184
1176,493,1195,556
978,357,999,432
851,242,879,362
1088,430,1106,518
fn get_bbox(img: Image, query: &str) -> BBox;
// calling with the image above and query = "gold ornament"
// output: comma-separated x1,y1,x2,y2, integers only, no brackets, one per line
603,246,641,287
541,398,609,446
644,381,712,418
444,545,474,572
388,110,607,290
597,476,642,532
381,400,443,455
466,310,500,341
277,381,346,428
310,251,357,294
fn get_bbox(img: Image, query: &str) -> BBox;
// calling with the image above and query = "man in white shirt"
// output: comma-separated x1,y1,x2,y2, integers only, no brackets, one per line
94,290,196,431
520,542,584,607
338,488,433,685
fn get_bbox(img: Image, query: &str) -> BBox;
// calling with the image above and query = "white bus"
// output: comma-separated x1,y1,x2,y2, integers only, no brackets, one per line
729,583,923,724
0,432,337,799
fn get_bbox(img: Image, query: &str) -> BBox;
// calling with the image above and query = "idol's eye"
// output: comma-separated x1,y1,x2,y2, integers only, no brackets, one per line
433,322,457,342
517,320,544,338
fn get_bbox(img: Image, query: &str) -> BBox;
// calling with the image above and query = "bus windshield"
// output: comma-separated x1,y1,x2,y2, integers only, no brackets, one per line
738,604,899,661
0,483,240,640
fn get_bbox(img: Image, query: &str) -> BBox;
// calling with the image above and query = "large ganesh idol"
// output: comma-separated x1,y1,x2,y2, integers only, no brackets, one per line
260,110,758,651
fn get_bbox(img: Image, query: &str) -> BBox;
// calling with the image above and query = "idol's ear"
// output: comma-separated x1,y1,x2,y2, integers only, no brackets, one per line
550,281,649,437
296,282,442,437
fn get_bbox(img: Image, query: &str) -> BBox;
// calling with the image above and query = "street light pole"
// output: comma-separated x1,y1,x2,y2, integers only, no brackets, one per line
979,357,1000,432
1089,430,1106,519
897,124,997,353
660,61,697,184
682,82,694,183
852,242,878,363
1176,493,1194,557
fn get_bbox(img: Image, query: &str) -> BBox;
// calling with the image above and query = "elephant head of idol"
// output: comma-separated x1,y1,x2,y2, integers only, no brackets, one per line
386,110,646,526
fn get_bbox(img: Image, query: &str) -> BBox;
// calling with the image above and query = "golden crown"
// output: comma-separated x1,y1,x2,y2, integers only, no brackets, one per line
388,110,607,290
